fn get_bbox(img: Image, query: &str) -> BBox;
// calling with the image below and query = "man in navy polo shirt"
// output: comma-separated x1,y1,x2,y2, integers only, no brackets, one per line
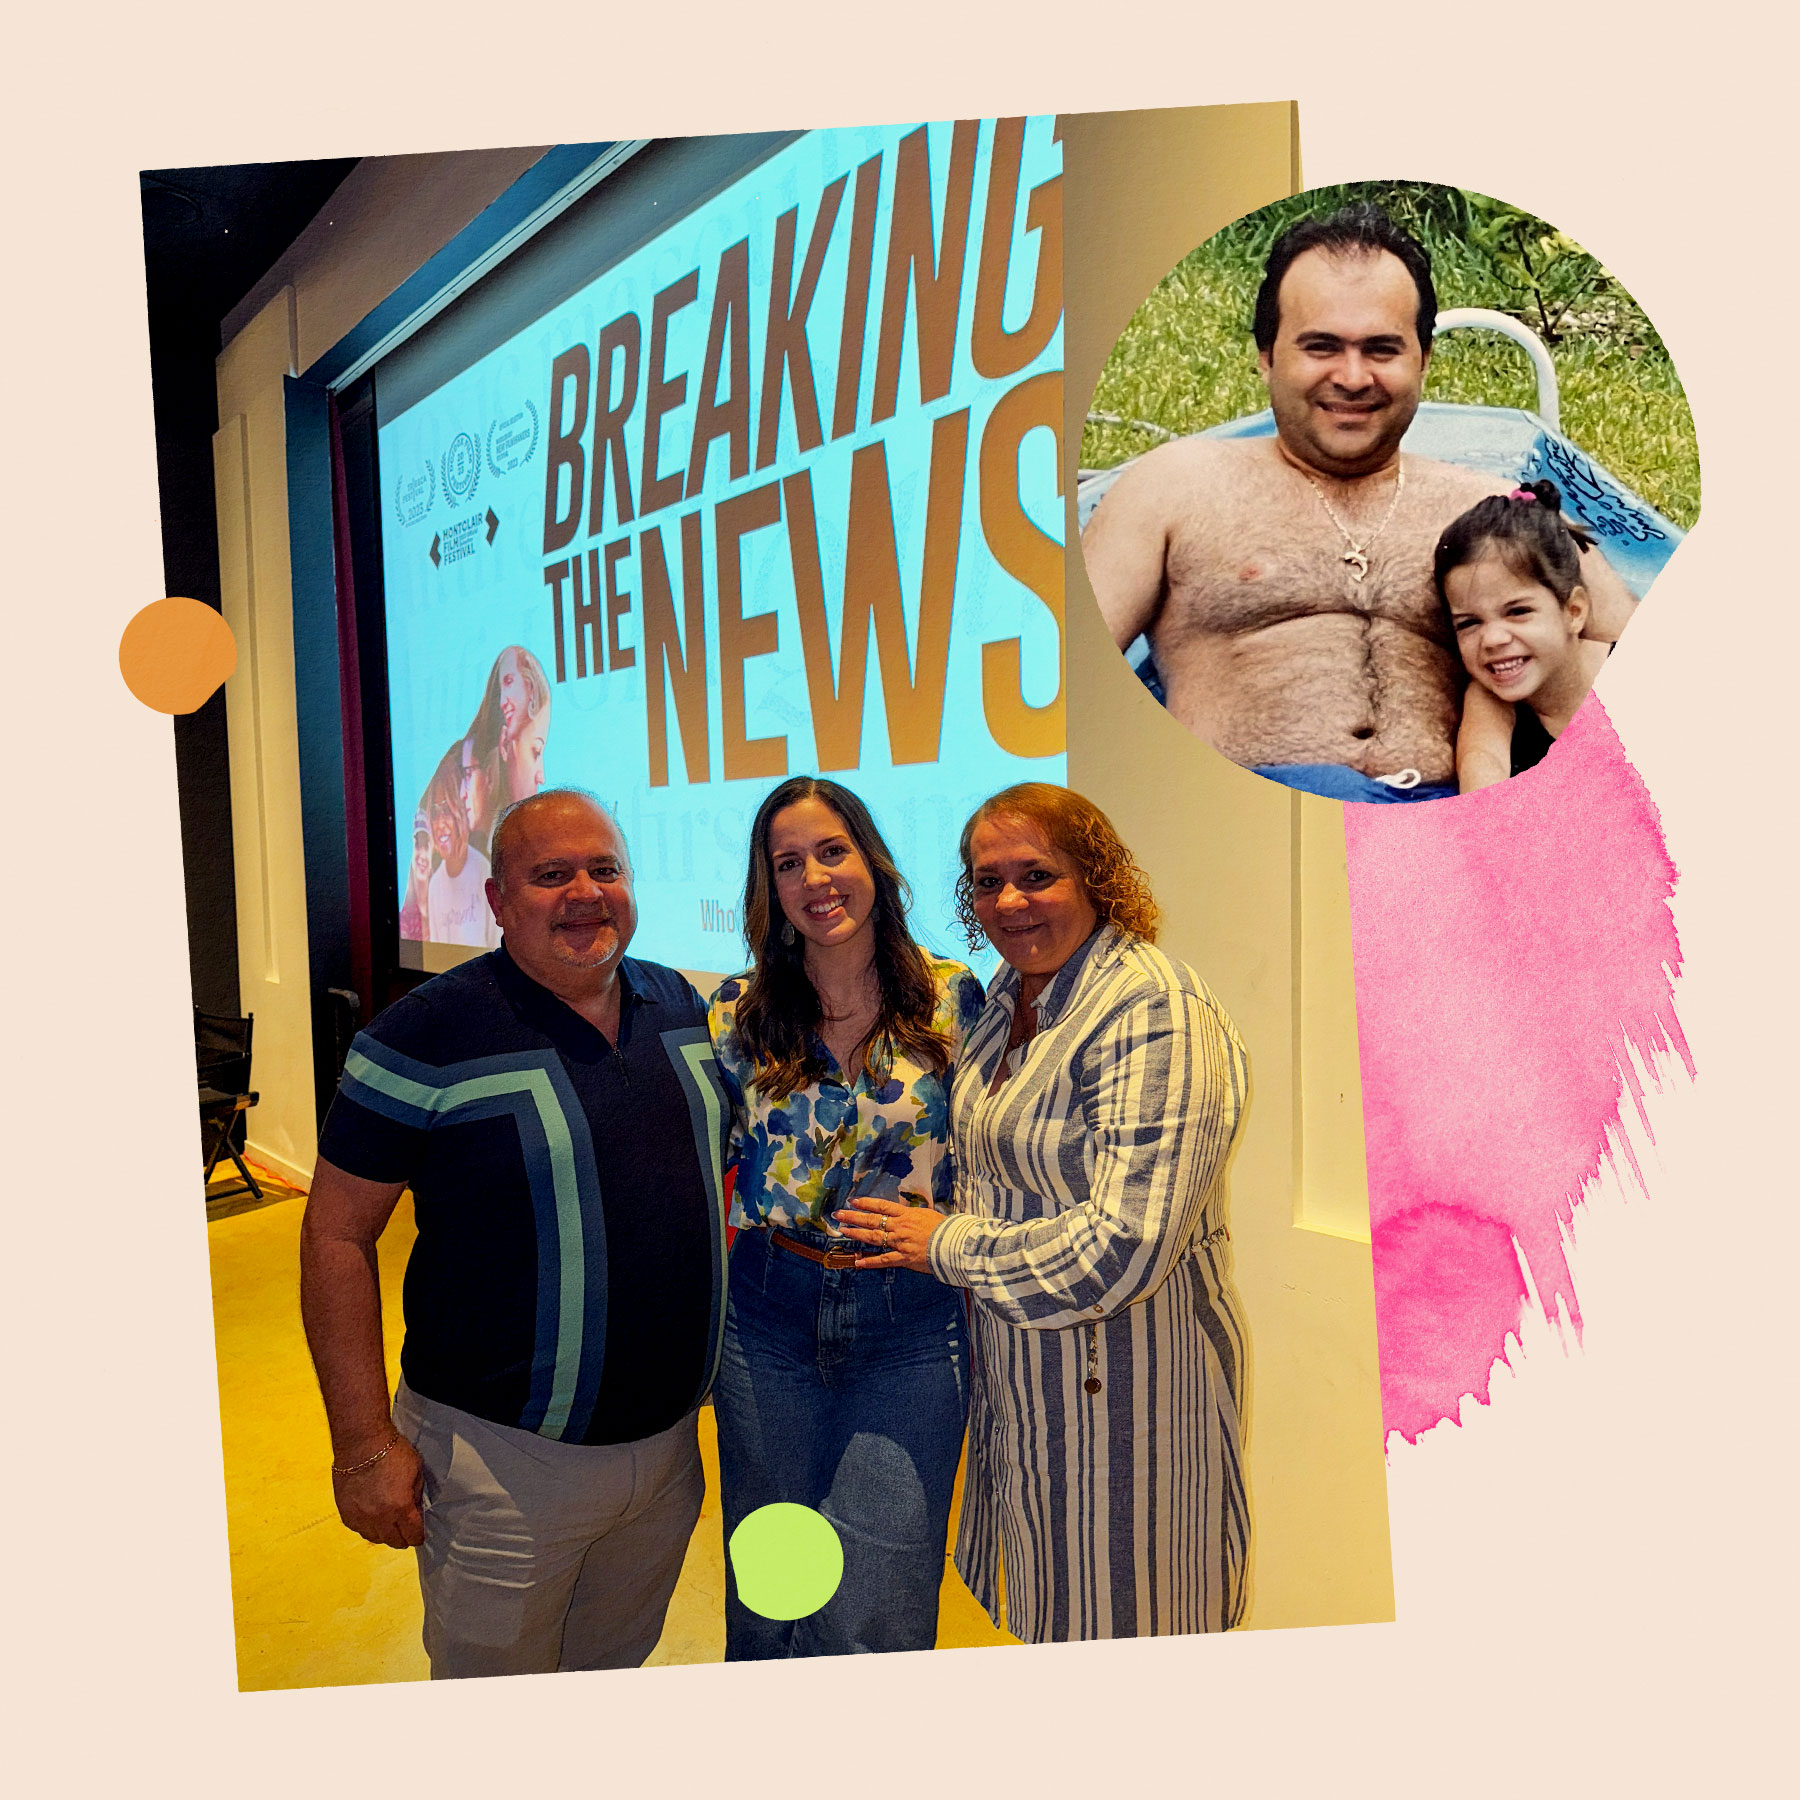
300,788,730,1678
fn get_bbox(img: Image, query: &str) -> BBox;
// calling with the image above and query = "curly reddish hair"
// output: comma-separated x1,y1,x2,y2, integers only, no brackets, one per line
954,783,1159,948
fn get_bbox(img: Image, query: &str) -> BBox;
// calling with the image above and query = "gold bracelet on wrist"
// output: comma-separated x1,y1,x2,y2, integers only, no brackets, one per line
332,1432,401,1478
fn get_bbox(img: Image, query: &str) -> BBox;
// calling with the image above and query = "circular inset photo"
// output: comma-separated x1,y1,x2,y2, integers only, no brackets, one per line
1077,181,1698,802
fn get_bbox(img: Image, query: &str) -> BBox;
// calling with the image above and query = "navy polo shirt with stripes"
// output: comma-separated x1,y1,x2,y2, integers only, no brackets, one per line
317,948,731,1447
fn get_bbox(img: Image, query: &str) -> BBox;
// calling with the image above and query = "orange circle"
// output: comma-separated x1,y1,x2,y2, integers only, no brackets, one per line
119,597,238,714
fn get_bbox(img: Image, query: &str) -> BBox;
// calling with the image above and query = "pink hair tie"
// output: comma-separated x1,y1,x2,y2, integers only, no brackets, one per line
1509,487,1538,502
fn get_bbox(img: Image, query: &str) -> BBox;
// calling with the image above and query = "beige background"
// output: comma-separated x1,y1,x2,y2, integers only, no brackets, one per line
6,5,1789,1795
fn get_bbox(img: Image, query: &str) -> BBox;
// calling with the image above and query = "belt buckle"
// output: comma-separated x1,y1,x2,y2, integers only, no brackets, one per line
821,1243,859,1269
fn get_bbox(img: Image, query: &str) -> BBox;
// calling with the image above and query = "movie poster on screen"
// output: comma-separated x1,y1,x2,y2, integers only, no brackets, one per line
380,117,1066,974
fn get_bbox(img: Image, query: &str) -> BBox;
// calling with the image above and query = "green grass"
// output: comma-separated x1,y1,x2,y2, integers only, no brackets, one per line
1081,183,1701,531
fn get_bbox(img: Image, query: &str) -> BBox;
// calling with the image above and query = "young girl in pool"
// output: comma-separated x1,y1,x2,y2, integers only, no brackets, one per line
1434,479,1612,793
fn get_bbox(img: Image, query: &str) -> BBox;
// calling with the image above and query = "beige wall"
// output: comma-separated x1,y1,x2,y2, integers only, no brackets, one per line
215,291,308,1182
1063,104,1394,1629
213,149,546,1184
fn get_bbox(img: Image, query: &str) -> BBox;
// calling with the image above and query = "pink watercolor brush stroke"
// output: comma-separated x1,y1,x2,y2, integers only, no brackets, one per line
1343,697,1692,1444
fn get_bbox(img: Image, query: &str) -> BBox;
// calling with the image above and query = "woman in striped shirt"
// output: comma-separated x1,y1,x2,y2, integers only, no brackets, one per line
841,783,1251,1641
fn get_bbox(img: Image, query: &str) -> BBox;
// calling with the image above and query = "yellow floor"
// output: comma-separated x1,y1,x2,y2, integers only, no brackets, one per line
207,1183,1017,1690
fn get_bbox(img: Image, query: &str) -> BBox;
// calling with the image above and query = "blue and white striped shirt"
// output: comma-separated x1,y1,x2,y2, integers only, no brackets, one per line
929,924,1251,1641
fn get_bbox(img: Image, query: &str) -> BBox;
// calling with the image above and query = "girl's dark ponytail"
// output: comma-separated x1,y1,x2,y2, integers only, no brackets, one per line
1435,475,1592,604
1517,479,1594,552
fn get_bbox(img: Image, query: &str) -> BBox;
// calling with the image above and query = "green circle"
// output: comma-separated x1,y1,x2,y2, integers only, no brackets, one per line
728,1503,845,1620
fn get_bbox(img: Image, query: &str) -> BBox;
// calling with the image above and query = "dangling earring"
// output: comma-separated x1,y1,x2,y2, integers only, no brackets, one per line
780,921,796,947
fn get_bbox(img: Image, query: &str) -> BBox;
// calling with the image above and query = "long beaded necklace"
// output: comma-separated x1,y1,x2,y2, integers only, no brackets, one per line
1299,459,1406,582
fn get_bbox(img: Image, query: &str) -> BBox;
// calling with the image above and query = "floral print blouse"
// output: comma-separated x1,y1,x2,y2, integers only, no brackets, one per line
708,955,986,1232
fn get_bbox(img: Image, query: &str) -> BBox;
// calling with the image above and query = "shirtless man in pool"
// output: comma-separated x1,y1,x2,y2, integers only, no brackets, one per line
1081,203,1633,802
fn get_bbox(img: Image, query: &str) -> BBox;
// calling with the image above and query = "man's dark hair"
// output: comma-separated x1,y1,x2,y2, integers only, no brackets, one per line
1253,202,1437,354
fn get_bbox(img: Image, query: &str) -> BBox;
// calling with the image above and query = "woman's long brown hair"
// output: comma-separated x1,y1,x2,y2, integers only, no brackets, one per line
463,645,551,843
731,778,952,1102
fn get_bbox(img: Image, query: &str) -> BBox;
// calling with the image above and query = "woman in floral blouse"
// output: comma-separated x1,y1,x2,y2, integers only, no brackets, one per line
708,777,984,1659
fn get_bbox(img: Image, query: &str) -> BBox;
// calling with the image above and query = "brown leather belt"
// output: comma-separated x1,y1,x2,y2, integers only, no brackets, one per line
769,1227,862,1270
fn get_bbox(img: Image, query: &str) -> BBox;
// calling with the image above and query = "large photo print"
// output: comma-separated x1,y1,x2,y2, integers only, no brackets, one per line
147,106,1394,1689
1078,180,1698,802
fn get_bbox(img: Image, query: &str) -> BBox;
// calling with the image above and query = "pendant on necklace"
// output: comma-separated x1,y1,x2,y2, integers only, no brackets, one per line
1343,550,1369,581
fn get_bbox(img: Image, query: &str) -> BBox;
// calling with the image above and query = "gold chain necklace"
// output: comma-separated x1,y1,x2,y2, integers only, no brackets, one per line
1299,460,1406,582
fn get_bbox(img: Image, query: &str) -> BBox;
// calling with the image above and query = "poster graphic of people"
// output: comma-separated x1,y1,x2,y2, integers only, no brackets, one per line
399,644,552,949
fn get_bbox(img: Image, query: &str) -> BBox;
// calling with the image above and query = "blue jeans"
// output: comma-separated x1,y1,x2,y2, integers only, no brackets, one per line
1252,762,1458,803
714,1225,969,1658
